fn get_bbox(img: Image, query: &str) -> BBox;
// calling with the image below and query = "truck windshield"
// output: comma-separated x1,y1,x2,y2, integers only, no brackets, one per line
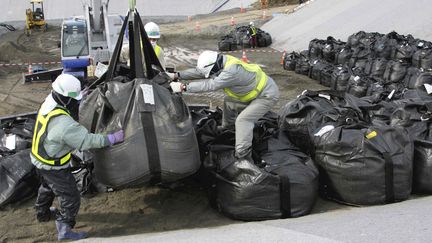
62,24,89,57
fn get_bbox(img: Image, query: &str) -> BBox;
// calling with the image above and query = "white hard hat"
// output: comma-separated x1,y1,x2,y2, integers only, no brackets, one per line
249,21,254,26
144,22,160,39
52,73,82,100
197,50,219,78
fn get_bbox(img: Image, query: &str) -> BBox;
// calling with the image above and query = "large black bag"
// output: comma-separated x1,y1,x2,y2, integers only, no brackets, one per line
346,74,371,97
331,65,350,91
204,126,318,220
392,43,416,61
294,54,310,75
413,139,432,194
0,149,38,208
334,47,353,65
218,35,237,51
79,11,200,188
364,58,388,78
319,65,334,87
321,36,345,63
308,59,331,81
383,60,409,84
283,52,300,71
348,45,371,71
412,49,432,70
373,36,397,59
278,90,369,155
314,123,413,205
404,67,432,89
308,39,325,59
347,31,367,48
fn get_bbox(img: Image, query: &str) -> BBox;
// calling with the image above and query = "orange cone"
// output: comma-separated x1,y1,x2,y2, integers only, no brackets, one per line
195,21,201,32
27,62,33,74
240,3,246,13
280,50,286,65
241,50,249,63
231,16,236,26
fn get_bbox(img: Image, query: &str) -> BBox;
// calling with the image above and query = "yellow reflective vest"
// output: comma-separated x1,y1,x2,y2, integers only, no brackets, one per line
31,108,72,166
154,44,161,58
223,55,268,103
250,26,257,36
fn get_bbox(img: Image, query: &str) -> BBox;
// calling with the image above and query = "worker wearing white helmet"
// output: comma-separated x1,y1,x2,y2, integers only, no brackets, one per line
120,21,166,69
31,74,124,240
145,22,166,68
168,51,279,160
248,21,257,48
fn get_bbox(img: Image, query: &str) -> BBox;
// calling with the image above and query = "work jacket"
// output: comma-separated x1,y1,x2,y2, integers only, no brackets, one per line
179,55,279,103
31,106,110,170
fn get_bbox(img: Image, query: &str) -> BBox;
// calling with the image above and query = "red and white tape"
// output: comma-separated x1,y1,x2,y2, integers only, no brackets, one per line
220,49,283,54
0,61,62,67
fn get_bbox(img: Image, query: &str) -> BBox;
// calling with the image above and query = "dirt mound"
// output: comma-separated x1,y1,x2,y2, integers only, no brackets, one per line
251,0,300,8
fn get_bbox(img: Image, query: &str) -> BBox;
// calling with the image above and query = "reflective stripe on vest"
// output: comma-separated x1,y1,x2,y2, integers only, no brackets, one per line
31,108,72,166
223,55,268,103
155,44,161,58
251,26,257,36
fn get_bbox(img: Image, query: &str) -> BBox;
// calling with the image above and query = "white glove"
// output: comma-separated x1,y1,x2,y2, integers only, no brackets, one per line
170,82,185,93
166,72,177,80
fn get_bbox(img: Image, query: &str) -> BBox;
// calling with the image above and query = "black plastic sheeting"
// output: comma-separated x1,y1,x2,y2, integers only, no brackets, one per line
0,149,39,208
193,110,318,220
0,116,38,208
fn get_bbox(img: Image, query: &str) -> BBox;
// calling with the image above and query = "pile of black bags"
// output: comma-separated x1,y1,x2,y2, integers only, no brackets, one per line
218,25,272,51
193,109,318,220
284,31,432,97
278,89,432,205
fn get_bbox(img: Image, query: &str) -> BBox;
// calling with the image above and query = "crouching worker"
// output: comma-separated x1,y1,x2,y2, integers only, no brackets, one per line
168,50,279,160
31,74,124,241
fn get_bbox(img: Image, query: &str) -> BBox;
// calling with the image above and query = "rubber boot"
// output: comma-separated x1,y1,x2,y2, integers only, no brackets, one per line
55,221,87,241
36,207,58,222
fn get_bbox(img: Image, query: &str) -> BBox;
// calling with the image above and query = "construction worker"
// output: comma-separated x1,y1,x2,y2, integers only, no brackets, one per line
168,50,279,159
31,74,124,241
248,21,258,49
145,22,166,69
120,21,166,69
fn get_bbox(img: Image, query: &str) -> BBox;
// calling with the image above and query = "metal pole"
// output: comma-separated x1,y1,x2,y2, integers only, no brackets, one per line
129,0,136,11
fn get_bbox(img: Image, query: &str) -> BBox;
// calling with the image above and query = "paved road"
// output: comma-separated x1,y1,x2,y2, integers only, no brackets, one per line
78,196,432,243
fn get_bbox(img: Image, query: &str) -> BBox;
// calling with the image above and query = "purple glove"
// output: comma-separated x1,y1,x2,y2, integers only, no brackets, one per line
107,130,124,145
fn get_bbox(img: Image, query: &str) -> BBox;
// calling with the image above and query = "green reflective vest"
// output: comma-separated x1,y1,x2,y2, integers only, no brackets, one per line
31,108,72,166
223,55,268,103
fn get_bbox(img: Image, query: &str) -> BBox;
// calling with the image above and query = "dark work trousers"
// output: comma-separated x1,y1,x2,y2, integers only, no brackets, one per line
35,168,80,228
250,35,257,48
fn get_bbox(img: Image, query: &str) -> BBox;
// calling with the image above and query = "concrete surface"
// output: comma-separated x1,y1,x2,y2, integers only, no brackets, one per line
263,0,432,52
79,196,432,243
0,0,256,22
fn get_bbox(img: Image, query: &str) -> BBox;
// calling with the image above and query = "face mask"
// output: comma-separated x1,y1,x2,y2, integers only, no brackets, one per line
150,40,157,48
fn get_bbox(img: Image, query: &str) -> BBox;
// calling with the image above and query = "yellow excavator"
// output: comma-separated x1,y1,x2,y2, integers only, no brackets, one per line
25,0,48,36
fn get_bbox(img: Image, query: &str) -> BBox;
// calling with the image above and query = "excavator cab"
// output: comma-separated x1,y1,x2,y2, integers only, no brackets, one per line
25,0,48,36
